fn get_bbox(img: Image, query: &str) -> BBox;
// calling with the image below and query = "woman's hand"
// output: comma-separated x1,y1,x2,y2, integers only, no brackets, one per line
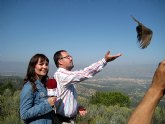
47,96,57,106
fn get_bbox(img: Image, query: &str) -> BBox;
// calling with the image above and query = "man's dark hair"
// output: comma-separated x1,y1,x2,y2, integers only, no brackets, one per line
53,50,66,68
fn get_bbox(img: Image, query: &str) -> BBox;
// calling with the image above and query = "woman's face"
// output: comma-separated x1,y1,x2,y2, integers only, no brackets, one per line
35,58,49,79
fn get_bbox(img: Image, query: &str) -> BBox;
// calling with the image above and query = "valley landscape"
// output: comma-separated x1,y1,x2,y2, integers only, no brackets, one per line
1,62,165,123
1,61,165,107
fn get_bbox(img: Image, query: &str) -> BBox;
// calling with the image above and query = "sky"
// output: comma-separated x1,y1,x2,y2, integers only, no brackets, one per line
0,0,165,68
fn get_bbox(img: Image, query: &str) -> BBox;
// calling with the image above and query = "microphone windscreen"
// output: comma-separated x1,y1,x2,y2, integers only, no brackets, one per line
46,78,57,89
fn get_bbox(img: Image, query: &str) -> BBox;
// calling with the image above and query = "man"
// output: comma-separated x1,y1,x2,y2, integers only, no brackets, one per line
128,60,165,124
53,50,122,124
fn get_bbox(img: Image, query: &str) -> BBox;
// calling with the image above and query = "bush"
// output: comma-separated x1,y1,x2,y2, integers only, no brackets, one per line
0,82,16,95
76,104,131,124
0,89,23,124
153,107,165,124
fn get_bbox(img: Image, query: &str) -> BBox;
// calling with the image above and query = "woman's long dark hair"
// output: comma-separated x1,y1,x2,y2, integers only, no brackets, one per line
24,54,49,92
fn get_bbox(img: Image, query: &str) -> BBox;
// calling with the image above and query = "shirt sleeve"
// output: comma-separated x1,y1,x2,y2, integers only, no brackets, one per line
20,84,53,120
55,58,107,86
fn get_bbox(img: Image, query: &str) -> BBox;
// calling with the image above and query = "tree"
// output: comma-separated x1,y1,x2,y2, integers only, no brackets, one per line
90,91,131,107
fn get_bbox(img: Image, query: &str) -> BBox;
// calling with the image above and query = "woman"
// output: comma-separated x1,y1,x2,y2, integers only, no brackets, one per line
20,54,56,124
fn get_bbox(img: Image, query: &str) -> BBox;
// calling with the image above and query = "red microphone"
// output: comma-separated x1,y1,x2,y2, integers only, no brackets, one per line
46,78,57,97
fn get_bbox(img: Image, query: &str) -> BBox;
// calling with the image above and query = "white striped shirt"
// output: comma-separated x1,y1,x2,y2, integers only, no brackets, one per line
54,58,107,117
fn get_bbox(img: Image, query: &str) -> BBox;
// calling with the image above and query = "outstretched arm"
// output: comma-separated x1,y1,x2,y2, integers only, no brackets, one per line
128,60,165,124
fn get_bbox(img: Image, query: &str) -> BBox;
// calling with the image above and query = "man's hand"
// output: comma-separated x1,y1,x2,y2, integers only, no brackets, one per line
78,106,87,116
105,51,122,62
151,60,165,95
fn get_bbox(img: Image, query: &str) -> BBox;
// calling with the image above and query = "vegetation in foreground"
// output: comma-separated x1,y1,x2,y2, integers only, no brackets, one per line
0,76,165,124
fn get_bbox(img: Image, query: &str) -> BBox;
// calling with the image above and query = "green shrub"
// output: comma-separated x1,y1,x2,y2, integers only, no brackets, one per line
90,91,131,107
0,89,23,124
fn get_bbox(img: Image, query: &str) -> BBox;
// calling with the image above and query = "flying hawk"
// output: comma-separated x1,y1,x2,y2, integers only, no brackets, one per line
131,16,153,49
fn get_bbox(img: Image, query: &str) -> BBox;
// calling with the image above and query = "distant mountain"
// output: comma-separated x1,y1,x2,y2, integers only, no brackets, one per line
0,61,157,78
0,61,27,77
0,61,56,77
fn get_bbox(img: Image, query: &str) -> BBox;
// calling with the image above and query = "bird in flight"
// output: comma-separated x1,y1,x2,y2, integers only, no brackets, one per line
131,16,153,49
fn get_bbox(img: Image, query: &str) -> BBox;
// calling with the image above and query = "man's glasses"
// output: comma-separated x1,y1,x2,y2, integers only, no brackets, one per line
60,55,72,60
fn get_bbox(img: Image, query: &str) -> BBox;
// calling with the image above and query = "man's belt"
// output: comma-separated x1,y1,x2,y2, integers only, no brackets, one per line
55,114,76,123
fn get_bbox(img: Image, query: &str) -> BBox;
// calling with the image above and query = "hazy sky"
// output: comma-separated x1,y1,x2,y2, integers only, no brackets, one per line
1,0,165,66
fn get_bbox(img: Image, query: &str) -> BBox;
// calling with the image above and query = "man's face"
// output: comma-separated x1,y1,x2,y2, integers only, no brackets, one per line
58,51,74,70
